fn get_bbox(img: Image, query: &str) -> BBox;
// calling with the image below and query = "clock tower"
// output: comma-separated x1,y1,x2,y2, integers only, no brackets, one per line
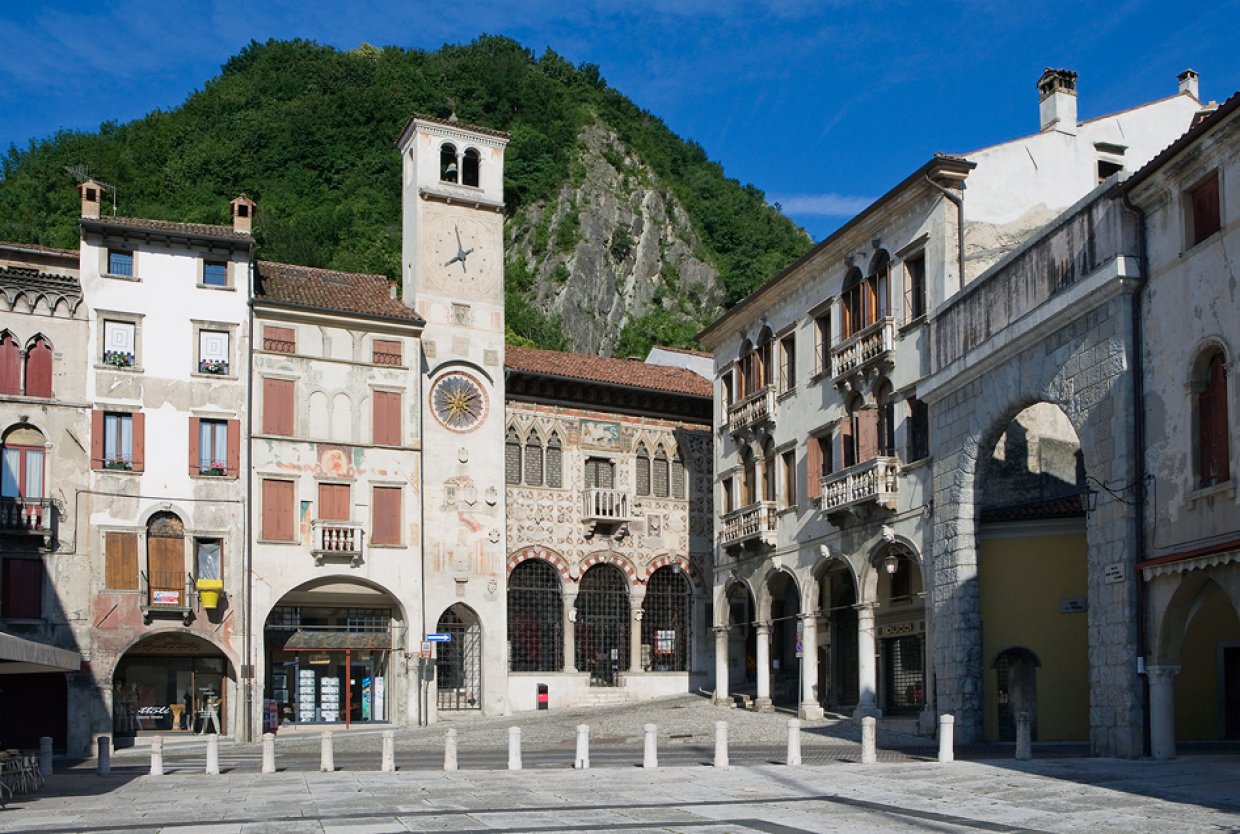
398,114,509,718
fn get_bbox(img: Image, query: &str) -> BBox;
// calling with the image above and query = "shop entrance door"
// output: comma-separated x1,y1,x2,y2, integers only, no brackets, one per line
350,659,374,721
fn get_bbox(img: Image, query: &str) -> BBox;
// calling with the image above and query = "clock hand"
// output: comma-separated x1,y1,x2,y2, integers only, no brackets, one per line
444,253,463,267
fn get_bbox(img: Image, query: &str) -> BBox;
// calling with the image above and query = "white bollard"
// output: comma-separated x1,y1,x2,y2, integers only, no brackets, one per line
39,736,53,778
96,736,111,776
938,714,955,764
861,716,877,765
786,718,802,766
444,728,458,771
643,723,658,769
575,724,590,770
261,733,276,774
149,735,164,776
206,733,220,775
319,730,334,773
508,726,522,771
714,720,729,768
382,729,396,773
1015,712,1032,761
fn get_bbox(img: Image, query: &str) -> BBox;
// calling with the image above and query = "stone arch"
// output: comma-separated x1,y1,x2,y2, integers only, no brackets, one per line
860,537,923,605
308,391,330,440
507,545,571,581
579,549,639,584
757,566,800,622
330,392,353,442
716,576,757,626
1154,573,1238,664
645,553,703,589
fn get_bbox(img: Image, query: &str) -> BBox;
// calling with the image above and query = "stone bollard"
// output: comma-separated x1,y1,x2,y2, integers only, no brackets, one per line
206,733,220,775
149,735,164,776
786,719,802,766
319,730,334,773
96,736,111,776
1015,712,1032,761
444,728,458,771
575,724,590,770
861,717,877,765
382,729,396,773
508,726,522,771
714,720,729,768
261,733,276,774
39,736,53,778
643,723,658,769
938,714,955,764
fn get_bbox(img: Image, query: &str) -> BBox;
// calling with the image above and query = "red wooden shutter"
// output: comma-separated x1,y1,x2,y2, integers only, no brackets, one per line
263,378,294,436
1200,353,1230,485
856,407,878,461
806,438,822,499
226,419,241,477
262,479,295,541
318,483,350,521
188,417,201,475
263,325,296,354
105,532,139,590
23,338,52,397
373,339,402,365
2,559,42,619
838,416,855,468
372,486,401,545
0,333,18,395
131,412,145,472
373,391,401,446
91,410,104,469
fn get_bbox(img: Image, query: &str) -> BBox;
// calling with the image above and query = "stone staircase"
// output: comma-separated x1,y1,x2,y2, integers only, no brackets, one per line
584,689,631,707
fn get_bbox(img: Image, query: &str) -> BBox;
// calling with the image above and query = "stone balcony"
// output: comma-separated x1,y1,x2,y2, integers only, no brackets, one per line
312,520,365,566
582,488,632,538
820,456,899,514
719,500,778,550
140,570,194,625
831,317,895,383
0,497,55,545
727,385,776,435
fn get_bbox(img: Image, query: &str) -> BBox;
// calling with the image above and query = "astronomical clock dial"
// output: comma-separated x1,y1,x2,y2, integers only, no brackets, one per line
424,214,497,297
431,372,489,433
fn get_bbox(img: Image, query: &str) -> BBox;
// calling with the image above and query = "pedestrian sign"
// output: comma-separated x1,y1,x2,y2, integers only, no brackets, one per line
426,633,452,642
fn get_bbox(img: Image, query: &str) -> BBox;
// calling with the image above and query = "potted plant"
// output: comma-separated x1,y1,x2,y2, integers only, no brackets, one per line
198,358,228,375
200,460,227,476
104,350,134,368
104,458,131,471
196,578,223,609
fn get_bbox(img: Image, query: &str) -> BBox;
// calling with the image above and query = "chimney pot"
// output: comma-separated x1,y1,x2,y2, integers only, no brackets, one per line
230,194,255,234
78,179,103,220
1178,68,1200,100
1038,68,1078,135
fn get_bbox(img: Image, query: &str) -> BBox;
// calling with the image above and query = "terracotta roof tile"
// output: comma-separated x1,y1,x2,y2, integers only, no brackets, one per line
979,495,1086,522
505,345,712,398
0,266,81,297
0,241,79,260
83,215,253,243
255,260,423,324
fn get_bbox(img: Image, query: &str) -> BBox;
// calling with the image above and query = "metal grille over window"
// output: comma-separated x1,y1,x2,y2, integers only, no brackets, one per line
641,566,692,671
524,435,543,486
653,447,669,497
585,457,613,490
635,444,651,496
882,634,925,715
436,606,482,710
575,564,630,686
546,433,563,488
505,429,521,485
671,454,686,499
507,560,563,671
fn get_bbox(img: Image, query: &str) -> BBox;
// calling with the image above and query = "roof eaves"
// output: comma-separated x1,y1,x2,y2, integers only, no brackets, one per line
505,363,710,400
253,297,425,328
1119,90,1240,194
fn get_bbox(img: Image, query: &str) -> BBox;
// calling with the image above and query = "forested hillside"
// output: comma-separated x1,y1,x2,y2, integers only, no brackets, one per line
0,37,810,353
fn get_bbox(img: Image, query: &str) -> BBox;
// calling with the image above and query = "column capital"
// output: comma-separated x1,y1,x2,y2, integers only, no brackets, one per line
755,621,771,635
852,602,876,615
713,625,729,637
1146,664,1181,684
798,611,817,624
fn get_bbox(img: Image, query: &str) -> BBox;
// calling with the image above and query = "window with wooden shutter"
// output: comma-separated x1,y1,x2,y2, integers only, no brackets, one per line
372,339,402,366
762,444,775,502
263,325,296,354
0,332,19,395
806,436,823,500
782,450,797,508
721,477,734,514
96,411,140,471
318,483,350,521
1190,172,1221,246
373,390,402,446
372,486,402,545
907,398,930,462
814,312,831,374
1199,351,1230,487
904,253,927,322
23,337,52,398
505,429,522,485
779,334,795,393
2,558,41,619
262,479,296,541
263,378,295,436
104,531,139,590
546,433,563,488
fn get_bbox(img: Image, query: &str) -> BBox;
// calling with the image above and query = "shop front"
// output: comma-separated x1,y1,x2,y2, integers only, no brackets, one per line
112,632,231,738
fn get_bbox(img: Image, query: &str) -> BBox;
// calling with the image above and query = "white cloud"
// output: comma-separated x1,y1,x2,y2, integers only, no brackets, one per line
770,192,874,216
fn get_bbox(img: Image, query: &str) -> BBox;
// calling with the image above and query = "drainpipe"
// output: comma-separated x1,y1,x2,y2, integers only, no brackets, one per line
925,174,966,291
1120,189,1150,756
243,255,257,743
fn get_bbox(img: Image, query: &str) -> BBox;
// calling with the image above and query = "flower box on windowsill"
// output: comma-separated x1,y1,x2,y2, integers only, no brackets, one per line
104,459,132,471
103,351,135,369
198,360,229,375
199,465,227,477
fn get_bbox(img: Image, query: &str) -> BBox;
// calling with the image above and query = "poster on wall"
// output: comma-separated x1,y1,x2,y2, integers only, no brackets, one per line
320,676,340,722
298,669,317,722
374,676,385,721
655,629,676,654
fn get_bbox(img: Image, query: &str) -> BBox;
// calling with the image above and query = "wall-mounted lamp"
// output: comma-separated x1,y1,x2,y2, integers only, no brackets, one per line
884,553,900,575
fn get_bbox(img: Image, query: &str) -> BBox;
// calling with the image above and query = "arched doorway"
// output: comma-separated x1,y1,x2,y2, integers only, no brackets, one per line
113,632,229,738
642,566,692,671
993,647,1040,741
576,564,630,686
724,581,756,691
1171,581,1240,740
507,559,563,672
875,546,926,715
436,605,482,710
767,571,800,706
264,578,402,726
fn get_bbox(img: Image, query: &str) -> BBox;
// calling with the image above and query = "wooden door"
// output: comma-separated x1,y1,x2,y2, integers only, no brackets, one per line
148,537,184,603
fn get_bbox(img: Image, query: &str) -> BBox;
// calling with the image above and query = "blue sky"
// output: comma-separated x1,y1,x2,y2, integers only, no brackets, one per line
2,0,1238,241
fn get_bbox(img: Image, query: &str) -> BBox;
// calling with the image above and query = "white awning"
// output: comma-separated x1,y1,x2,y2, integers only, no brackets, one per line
0,632,80,673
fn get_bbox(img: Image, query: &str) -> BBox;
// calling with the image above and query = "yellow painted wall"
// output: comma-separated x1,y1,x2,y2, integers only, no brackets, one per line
1174,588,1240,740
979,529,1089,741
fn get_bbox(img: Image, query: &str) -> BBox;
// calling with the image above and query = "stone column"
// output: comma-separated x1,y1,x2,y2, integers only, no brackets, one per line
799,613,824,720
755,622,772,711
630,588,647,675
713,626,730,705
854,603,880,719
1147,665,1180,761
563,591,578,673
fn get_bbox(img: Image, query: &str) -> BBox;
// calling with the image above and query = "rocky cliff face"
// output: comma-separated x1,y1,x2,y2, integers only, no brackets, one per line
506,122,724,356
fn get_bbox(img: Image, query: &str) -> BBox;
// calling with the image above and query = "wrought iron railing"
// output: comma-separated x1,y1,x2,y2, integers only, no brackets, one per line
831,317,895,381
718,500,778,547
140,571,194,623
820,456,900,512
727,385,776,434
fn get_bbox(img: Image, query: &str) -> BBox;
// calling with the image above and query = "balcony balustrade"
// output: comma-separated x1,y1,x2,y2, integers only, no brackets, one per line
820,456,900,513
312,520,365,566
719,500,778,549
831,318,895,382
140,571,194,624
0,497,53,537
727,385,776,435
582,487,633,539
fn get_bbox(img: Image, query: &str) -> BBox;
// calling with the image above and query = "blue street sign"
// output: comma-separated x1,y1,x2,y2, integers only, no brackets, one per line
426,633,452,642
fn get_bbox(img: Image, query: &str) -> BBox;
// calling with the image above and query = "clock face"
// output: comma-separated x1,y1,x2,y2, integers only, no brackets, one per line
431,372,488,432
424,214,498,297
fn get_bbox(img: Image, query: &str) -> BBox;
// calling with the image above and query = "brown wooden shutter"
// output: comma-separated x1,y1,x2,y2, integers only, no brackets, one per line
263,378,294,436
147,537,184,600
1193,173,1221,244
806,439,822,499
0,333,19,395
131,412,146,472
838,417,855,468
372,486,401,545
23,338,52,397
188,417,201,475
856,407,878,461
105,531,139,590
262,479,295,541
318,483,350,521
263,325,296,353
372,339,402,365
91,410,104,469
2,559,41,619
226,419,241,477
373,391,401,446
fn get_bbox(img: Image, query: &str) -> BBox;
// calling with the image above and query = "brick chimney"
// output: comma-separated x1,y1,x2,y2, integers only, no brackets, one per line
1038,68,1078,135
230,194,255,234
1178,68,1200,100
79,179,104,219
